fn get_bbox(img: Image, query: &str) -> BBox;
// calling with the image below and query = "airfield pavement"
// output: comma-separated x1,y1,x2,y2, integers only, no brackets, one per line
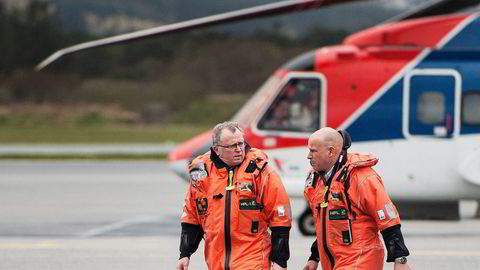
0,161,479,270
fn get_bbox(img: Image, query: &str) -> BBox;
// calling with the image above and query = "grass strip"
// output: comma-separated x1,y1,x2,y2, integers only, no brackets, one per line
0,153,168,160
0,125,209,143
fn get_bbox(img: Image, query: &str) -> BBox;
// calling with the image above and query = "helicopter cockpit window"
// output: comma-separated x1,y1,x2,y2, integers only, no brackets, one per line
462,92,480,125
258,78,320,133
416,91,445,125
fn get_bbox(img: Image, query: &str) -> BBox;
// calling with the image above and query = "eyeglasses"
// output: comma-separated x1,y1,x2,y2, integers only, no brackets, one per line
216,141,245,150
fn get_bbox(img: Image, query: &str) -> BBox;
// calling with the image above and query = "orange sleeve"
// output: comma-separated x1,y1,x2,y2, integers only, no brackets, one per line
180,183,200,225
356,172,401,231
304,171,316,210
261,167,292,227
304,190,313,210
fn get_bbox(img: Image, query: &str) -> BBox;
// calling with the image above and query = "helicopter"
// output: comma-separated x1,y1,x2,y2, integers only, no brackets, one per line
38,0,480,235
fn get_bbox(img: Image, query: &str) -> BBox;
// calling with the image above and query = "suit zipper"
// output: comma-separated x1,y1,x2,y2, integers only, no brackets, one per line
322,207,335,268
224,169,234,270
319,183,335,269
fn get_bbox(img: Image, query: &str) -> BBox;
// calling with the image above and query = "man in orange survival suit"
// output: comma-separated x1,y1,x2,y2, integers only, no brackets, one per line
176,121,292,270
302,127,412,270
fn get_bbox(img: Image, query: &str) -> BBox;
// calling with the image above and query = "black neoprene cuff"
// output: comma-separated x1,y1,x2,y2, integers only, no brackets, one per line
381,224,410,262
270,226,291,268
179,222,204,259
308,240,320,262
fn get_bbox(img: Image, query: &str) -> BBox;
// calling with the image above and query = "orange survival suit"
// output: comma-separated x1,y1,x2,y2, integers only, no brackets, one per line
180,146,292,270
304,152,409,270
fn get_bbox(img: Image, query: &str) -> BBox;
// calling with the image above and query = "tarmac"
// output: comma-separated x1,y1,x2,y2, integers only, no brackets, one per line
0,161,479,270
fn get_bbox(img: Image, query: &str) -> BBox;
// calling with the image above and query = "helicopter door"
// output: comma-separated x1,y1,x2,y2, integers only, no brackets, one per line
403,69,461,138
256,73,325,134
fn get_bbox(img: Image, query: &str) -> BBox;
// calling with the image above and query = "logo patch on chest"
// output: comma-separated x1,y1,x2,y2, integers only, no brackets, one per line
195,198,208,215
329,208,348,220
237,182,253,192
239,198,261,210
331,191,342,201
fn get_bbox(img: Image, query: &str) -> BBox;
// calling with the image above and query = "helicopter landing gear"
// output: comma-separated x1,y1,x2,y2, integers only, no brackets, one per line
298,207,315,236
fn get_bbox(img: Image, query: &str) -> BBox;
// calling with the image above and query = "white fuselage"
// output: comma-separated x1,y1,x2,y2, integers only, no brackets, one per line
169,134,480,201
265,134,480,200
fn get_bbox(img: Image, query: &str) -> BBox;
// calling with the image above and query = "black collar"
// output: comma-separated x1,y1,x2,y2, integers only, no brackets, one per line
210,142,251,170
327,150,348,183
210,147,229,169
315,151,348,185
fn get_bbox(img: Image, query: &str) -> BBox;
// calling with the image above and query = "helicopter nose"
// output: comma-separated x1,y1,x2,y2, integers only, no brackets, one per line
169,159,190,182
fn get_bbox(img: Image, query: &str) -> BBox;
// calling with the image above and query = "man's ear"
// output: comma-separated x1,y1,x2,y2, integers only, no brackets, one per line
328,146,335,156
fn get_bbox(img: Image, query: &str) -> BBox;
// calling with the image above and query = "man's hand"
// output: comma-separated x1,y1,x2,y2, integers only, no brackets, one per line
394,262,412,270
302,260,318,270
271,262,287,270
176,257,189,270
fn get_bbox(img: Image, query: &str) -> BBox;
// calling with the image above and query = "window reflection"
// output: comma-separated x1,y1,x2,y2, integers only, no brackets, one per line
463,92,480,125
417,91,445,125
258,78,320,132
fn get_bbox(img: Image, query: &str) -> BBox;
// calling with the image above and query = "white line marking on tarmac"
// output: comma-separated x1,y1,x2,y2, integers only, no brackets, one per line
78,216,161,238
0,241,59,249
414,250,480,256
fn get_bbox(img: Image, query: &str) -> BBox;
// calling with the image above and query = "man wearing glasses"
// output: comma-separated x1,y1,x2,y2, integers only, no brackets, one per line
177,121,292,270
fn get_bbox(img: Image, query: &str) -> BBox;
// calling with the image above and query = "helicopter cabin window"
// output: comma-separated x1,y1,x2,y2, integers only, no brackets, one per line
258,78,320,132
416,91,445,125
462,92,480,125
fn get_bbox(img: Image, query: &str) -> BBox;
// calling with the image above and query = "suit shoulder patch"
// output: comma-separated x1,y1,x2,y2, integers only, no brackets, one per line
189,161,208,186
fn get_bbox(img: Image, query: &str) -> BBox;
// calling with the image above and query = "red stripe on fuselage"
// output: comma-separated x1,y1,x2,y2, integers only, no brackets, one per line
319,15,466,128
243,127,309,149
316,46,422,128
169,15,470,157
345,15,468,48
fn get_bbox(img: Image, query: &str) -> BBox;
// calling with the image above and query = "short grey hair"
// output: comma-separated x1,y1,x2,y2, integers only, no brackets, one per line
212,121,243,146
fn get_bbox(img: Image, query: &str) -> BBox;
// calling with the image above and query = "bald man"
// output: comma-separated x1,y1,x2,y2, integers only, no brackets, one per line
302,128,411,270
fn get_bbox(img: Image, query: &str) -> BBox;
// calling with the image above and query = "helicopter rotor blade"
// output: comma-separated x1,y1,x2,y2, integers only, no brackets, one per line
36,0,368,71
385,0,480,23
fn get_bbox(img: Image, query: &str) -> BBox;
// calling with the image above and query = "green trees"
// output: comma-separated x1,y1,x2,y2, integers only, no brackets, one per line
0,1,348,126
0,1,64,74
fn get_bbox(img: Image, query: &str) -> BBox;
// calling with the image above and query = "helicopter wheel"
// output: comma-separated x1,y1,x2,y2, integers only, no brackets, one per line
298,208,316,236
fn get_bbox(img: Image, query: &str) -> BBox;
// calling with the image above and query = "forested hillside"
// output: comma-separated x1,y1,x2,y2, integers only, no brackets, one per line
49,0,411,34
0,0,417,142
